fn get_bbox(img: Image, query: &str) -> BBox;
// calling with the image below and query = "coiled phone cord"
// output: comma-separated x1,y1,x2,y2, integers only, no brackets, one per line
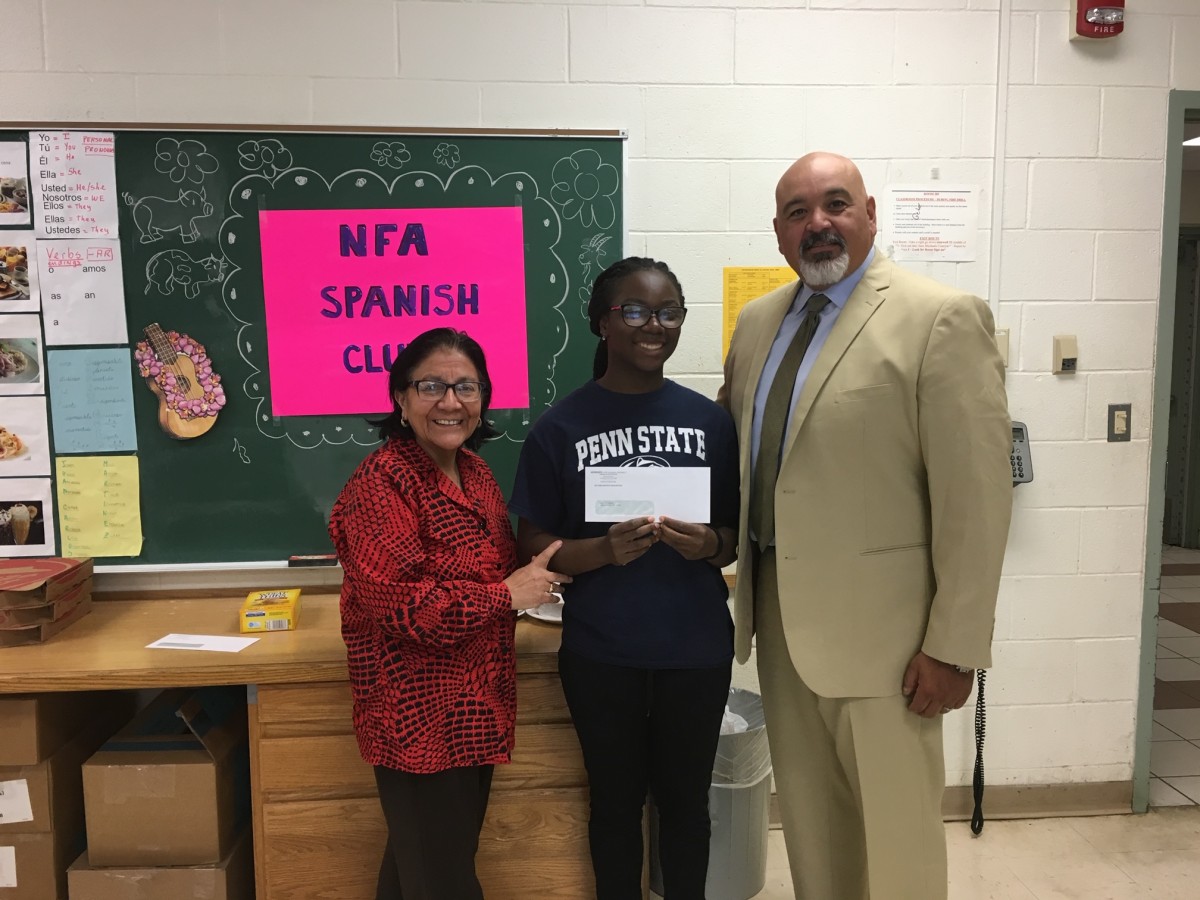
970,668,987,835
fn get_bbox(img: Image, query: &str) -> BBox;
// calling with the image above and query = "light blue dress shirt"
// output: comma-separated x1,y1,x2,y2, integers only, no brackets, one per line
749,247,877,521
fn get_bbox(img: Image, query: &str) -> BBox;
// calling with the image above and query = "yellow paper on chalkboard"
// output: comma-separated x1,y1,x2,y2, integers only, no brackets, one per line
722,266,797,358
55,456,143,558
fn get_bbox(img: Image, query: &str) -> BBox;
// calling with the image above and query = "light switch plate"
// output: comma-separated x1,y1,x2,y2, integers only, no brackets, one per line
994,329,1010,367
1108,403,1131,442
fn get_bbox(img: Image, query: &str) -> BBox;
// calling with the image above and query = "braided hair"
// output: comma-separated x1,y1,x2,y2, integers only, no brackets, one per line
586,257,686,380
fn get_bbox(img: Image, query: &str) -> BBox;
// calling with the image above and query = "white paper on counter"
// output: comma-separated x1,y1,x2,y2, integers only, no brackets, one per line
37,239,128,345
584,466,710,523
146,633,260,653
0,780,34,826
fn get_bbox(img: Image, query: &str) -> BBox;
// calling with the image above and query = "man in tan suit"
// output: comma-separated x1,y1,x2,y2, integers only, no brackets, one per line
717,153,1011,899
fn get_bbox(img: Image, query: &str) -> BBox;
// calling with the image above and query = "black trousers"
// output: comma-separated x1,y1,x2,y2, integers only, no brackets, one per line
558,646,733,900
373,763,494,900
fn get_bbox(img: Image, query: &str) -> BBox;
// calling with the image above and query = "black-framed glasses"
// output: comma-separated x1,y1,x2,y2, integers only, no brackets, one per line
410,380,486,401
608,304,687,329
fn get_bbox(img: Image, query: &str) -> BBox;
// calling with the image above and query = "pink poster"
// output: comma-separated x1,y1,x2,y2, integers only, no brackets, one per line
258,206,528,417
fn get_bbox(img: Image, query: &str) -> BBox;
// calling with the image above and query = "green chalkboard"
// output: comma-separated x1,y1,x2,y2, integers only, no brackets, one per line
10,127,623,566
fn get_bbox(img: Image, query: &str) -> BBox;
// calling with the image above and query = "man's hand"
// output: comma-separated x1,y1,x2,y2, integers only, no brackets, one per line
901,651,974,719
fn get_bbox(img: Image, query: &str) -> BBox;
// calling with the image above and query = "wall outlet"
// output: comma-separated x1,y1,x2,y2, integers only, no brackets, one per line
1053,335,1078,375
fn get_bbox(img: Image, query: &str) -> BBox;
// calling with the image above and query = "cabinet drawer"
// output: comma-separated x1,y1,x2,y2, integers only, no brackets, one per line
256,681,354,738
260,789,594,900
515,673,570,724
257,673,570,733
261,797,383,900
498,723,586,790
259,719,584,800
258,733,375,801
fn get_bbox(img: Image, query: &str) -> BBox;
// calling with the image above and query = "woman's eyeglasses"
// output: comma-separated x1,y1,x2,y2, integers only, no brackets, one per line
410,380,486,401
608,304,688,329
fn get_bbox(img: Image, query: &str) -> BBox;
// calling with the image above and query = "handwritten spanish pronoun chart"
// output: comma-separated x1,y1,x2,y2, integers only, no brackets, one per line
28,131,119,239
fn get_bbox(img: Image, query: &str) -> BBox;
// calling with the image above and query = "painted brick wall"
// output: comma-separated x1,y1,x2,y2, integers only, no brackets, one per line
7,0,1200,787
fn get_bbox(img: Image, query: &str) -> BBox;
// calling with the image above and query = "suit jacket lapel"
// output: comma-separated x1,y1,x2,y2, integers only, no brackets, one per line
737,283,798,441
780,256,892,461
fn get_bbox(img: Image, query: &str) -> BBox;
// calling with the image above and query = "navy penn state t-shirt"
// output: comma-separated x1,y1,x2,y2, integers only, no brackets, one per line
509,380,738,669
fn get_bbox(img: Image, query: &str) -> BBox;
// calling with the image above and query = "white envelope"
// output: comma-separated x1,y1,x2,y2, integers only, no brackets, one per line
584,466,710,523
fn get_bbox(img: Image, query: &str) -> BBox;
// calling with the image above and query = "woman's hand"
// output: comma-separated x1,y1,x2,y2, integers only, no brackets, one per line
657,517,717,561
505,540,573,611
605,517,658,567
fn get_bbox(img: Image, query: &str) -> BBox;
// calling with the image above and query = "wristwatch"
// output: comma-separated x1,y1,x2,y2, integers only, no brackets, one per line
953,665,974,674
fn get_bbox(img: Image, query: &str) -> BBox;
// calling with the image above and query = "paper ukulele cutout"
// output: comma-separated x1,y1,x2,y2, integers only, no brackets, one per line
135,324,226,440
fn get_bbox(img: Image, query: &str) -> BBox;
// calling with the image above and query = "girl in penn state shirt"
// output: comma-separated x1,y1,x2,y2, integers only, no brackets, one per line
509,257,739,900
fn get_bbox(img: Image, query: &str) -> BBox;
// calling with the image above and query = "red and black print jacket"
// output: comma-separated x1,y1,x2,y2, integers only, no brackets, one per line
329,438,518,773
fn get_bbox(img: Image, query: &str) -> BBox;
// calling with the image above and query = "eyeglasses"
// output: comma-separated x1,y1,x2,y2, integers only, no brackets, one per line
608,304,688,329
409,380,486,401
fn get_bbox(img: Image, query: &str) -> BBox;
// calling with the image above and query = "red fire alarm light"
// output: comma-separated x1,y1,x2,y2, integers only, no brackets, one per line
1071,1,1124,41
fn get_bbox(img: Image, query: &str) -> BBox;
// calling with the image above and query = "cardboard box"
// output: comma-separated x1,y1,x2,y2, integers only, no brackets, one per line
0,580,90,629
0,694,131,768
0,560,93,648
0,595,92,649
0,828,82,900
66,828,253,900
238,588,301,633
0,560,92,610
82,689,249,867
0,709,134,835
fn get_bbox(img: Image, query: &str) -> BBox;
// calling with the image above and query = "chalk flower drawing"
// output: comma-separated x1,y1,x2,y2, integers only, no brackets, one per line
154,138,218,185
550,149,618,229
237,139,293,179
433,143,461,169
370,142,411,170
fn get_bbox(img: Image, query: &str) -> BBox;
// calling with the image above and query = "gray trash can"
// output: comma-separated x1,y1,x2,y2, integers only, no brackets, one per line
649,688,772,900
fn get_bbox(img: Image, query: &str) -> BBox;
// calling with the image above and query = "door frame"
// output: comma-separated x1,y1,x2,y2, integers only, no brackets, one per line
1135,89,1200,813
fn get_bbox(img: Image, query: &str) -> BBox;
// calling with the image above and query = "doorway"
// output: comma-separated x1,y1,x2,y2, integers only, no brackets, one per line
1140,96,1200,812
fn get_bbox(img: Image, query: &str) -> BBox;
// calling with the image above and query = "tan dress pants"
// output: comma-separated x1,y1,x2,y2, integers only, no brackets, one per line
754,549,948,900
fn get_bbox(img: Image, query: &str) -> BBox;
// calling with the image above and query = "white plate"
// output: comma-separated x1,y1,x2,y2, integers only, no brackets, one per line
525,598,563,624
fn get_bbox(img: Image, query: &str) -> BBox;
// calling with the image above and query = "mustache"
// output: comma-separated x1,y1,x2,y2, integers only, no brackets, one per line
801,230,847,252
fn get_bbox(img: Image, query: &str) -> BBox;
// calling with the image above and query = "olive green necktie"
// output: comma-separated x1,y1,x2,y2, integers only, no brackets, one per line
750,293,830,551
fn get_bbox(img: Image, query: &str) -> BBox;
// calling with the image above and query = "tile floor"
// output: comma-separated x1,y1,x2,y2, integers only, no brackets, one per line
730,546,1200,898
1152,545,1200,807
733,808,1200,898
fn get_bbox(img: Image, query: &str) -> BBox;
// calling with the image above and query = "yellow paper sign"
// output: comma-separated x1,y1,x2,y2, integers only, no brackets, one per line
722,267,797,357
55,456,143,558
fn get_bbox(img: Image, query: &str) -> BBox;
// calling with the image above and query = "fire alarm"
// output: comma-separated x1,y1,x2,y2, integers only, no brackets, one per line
1070,1,1124,41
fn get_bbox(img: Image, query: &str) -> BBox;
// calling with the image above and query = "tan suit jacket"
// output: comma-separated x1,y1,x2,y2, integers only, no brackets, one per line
718,254,1012,698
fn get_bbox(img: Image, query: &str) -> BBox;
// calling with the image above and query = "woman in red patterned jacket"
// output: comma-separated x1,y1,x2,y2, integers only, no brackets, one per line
329,328,569,900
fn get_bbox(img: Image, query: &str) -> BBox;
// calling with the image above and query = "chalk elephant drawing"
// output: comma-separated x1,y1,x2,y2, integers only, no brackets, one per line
144,250,227,300
122,188,214,244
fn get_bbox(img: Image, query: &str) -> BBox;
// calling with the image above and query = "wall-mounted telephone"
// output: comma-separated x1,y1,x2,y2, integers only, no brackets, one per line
1011,421,1033,486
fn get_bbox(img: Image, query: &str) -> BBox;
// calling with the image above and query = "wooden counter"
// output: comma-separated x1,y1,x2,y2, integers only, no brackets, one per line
0,596,594,899
0,594,565,689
